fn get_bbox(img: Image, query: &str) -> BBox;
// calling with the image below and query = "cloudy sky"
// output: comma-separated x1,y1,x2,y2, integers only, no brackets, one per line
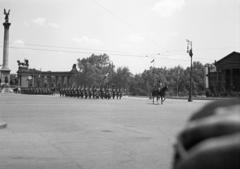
0,0,239,74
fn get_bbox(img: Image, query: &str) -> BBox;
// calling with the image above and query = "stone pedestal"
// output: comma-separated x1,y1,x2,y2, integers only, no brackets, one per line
0,68,10,86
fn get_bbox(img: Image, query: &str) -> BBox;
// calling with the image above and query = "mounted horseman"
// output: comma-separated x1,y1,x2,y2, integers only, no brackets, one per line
151,80,168,104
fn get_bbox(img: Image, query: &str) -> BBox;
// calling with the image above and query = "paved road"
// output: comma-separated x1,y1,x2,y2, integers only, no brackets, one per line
0,94,211,169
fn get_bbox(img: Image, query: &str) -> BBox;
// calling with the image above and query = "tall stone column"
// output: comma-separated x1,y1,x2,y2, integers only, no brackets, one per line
2,22,10,69
0,9,11,87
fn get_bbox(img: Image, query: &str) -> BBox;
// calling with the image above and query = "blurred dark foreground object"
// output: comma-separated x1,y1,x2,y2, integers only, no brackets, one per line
172,98,240,169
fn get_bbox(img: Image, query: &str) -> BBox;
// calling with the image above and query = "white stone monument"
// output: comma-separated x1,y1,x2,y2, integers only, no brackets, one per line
0,9,10,129
0,9,11,89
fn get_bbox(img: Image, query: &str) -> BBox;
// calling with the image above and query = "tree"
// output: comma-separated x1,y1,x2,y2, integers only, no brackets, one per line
129,74,146,96
110,67,132,89
192,61,205,95
127,62,205,96
75,54,206,96
183,61,205,96
76,53,114,87
165,66,185,96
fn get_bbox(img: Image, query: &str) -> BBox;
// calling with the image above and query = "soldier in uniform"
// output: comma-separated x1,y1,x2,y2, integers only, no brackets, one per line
116,88,119,99
118,88,123,99
62,88,65,96
112,88,116,99
65,88,69,97
106,87,111,99
77,87,80,98
157,80,163,92
71,88,74,97
71,88,75,97
92,86,96,99
100,87,103,99
103,87,107,99
80,86,84,98
74,88,77,97
59,88,62,96
88,87,92,99
84,87,88,99
66,88,70,97
95,87,100,99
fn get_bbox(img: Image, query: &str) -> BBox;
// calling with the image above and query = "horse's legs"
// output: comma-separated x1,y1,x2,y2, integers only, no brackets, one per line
161,96,166,104
157,96,160,104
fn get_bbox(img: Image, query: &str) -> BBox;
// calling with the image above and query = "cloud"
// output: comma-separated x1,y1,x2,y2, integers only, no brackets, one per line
152,0,186,17
13,40,25,46
33,17,46,26
48,23,60,29
32,17,60,29
72,36,103,48
24,21,30,27
128,34,145,43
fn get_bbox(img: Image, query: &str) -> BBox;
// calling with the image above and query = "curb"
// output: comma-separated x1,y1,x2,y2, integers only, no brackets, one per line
0,122,7,129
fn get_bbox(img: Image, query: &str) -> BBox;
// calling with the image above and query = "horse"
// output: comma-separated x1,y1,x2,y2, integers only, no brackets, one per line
151,86,168,104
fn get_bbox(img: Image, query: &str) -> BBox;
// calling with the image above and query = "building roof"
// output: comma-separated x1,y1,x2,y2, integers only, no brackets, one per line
215,51,240,64
17,64,78,76
215,51,240,69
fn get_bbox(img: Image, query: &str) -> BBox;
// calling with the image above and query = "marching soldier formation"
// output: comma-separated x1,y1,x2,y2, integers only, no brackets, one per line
60,86,123,99
20,87,54,95
18,86,124,99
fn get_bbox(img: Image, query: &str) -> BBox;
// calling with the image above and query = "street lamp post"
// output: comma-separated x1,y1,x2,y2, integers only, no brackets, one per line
176,69,180,97
186,40,193,102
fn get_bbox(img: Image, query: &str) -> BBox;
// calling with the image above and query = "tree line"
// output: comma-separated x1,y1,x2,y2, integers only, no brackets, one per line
74,53,206,97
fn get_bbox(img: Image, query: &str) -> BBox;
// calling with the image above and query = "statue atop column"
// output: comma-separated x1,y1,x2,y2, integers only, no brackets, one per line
3,9,10,23
0,8,11,88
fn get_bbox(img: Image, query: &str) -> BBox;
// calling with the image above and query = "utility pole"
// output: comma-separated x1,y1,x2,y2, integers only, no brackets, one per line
186,39,193,102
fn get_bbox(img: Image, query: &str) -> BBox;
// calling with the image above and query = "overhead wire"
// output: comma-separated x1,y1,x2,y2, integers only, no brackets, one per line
1,1,237,64
90,0,162,49
0,44,147,58
3,44,229,62
88,0,239,61
2,42,235,62
2,0,235,62
0,41,145,55
20,42,141,54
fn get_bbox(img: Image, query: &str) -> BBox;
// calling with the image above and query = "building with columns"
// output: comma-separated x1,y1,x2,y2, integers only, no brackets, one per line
205,51,240,96
17,60,78,89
